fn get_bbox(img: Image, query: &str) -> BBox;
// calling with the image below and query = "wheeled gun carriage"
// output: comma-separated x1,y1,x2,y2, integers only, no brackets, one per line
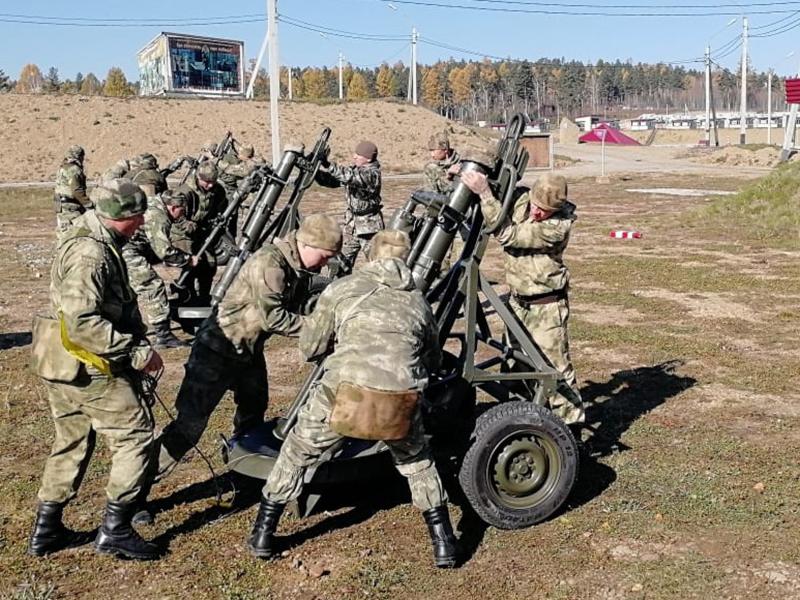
225,114,579,530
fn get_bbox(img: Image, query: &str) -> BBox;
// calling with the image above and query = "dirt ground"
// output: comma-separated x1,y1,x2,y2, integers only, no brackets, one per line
0,95,496,183
2,139,799,600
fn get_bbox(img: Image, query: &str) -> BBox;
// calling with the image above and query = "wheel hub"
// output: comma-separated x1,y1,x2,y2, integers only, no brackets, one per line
493,436,548,497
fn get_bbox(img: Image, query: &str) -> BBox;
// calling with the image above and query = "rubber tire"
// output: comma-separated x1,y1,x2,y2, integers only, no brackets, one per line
458,401,578,530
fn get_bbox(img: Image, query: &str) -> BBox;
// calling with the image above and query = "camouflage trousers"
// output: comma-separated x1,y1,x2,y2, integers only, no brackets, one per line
154,338,268,481
123,246,170,327
340,233,377,272
37,371,155,504
509,295,585,425
55,202,85,244
263,373,447,511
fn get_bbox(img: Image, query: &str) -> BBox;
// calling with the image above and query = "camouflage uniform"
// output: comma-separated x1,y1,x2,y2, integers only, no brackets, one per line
54,146,92,242
153,232,311,480
128,154,168,198
122,191,193,327
263,256,446,511
32,208,154,505
479,183,584,424
423,152,461,195
316,160,383,270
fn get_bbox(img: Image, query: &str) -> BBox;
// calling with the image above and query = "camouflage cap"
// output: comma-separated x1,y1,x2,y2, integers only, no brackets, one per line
137,153,158,169
427,131,451,150
296,214,343,252
239,144,255,158
355,140,378,161
368,229,411,262
530,173,568,212
196,162,218,183
161,186,190,208
65,144,85,162
92,179,147,220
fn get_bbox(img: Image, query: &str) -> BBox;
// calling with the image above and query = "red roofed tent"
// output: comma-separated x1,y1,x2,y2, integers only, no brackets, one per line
578,123,641,145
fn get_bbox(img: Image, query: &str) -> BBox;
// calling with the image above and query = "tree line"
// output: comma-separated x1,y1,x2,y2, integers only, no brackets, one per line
1,57,783,123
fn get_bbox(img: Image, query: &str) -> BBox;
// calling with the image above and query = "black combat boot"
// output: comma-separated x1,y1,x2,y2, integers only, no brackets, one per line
28,501,93,557
247,497,285,559
95,501,160,560
153,320,188,349
422,505,459,568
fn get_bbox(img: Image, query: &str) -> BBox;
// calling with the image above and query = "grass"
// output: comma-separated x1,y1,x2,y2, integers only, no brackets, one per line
700,160,800,244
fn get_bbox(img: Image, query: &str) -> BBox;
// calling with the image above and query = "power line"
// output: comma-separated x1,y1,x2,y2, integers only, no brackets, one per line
278,15,408,40
750,8,800,28
751,13,800,34
375,0,800,17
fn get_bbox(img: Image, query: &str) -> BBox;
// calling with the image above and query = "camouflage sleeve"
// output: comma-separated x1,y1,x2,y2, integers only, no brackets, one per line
326,162,380,194
298,284,337,361
478,189,565,249
144,208,189,265
58,240,151,368
222,160,255,179
255,256,305,338
422,162,448,194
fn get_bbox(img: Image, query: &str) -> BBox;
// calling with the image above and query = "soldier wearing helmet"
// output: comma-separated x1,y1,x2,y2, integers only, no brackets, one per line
423,131,460,195
54,145,92,242
461,169,584,426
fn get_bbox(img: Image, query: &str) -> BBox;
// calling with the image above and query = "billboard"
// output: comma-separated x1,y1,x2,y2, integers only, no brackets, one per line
138,33,244,97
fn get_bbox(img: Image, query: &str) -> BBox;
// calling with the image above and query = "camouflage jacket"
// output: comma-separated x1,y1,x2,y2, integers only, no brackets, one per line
480,187,575,296
198,232,309,358
317,160,383,236
54,160,91,207
186,176,228,232
47,211,152,373
217,154,263,188
422,150,460,195
126,194,191,267
130,167,168,198
301,257,441,391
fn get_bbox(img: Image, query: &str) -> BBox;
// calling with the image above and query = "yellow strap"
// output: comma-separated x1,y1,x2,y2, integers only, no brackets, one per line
59,312,113,377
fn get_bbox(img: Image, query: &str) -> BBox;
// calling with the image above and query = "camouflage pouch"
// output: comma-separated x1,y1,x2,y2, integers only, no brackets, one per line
330,382,419,441
30,316,81,383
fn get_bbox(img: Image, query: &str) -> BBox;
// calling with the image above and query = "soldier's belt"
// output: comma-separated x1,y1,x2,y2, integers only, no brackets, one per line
348,204,383,217
513,288,567,306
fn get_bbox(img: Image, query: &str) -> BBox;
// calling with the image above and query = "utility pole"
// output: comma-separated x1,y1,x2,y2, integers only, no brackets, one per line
246,31,269,100
705,45,712,145
767,68,773,144
267,0,280,161
287,65,293,101
338,52,344,100
411,27,418,105
739,16,748,145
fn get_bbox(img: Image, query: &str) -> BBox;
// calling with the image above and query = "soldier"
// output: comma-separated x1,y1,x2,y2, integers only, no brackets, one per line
172,162,228,302
122,186,198,349
134,214,342,522
316,140,383,271
218,143,265,231
248,230,459,569
461,170,584,425
127,153,192,198
422,132,460,195
54,145,92,242
101,158,131,182
28,179,163,561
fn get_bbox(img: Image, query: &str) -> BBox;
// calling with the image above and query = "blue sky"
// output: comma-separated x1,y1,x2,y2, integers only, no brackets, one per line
2,0,800,81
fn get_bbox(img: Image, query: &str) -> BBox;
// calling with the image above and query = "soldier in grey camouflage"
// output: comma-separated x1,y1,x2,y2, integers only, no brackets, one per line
462,170,584,425
127,153,192,198
54,145,92,242
248,230,459,569
134,215,342,522
218,143,266,232
422,132,460,195
101,158,131,183
122,186,197,348
316,140,383,271
29,179,164,561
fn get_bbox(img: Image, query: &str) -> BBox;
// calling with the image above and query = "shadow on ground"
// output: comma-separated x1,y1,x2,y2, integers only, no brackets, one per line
0,331,32,350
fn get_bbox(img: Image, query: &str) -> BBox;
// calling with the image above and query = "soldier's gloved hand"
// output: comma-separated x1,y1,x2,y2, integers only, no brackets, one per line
320,155,331,169
182,220,197,234
142,350,164,374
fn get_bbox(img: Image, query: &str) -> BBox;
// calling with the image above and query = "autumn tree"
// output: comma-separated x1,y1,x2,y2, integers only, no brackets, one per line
16,64,44,93
346,72,370,100
302,68,327,99
376,63,399,97
103,67,132,97
422,65,445,112
80,72,102,95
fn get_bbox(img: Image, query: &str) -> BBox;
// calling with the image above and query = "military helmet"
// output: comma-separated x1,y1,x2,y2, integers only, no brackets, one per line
427,131,451,151
65,144,85,162
530,173,568,212
102,159,130,181
92,179,147,220
296,214,343,252
196,162,218,183
239,144,255,159
137,153,158,170
161,186,190,209
368,229,411,262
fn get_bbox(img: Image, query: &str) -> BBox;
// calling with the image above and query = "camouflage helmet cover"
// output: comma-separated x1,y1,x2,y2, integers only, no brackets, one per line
296,214,343,252
427,131,451,151
239,144,255,158
368,229,411,262
92,179,147,220
65,144,85,162
196,162,218,183
530,173,568,212
162,184,194,209
136,153,158,170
